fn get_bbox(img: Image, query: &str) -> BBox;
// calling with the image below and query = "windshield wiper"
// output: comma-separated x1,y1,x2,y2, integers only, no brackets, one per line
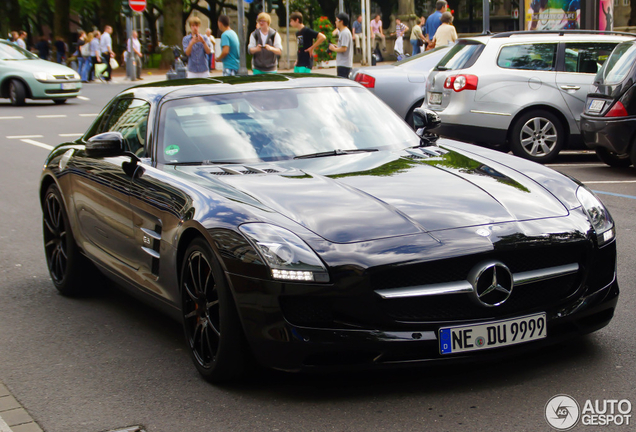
294,149,378,160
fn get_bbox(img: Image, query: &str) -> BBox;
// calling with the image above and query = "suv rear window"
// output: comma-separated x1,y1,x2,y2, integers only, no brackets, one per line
435,41,484,71
497,44,557,71
596,42,636,85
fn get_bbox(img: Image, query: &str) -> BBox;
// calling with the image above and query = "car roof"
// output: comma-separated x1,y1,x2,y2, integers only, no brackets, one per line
460,30,635,45
121,74,360,103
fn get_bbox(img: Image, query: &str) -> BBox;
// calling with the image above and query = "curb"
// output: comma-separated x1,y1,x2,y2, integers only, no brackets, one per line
0,382,42,432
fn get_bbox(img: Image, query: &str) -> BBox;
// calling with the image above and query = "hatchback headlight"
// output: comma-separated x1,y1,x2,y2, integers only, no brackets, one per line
576,186,615,246
239,223,329,282
33,72,56,81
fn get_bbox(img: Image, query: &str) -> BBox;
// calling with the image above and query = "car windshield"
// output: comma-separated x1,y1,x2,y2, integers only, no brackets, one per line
0,41,39,60
158,86,420,164
435,40,484,71
596,42,636,85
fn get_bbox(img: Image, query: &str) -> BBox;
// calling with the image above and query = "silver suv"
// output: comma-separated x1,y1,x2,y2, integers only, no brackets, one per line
423,31,633,163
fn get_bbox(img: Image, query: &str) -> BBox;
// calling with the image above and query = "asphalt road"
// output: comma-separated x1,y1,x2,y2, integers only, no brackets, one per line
0,84,635,432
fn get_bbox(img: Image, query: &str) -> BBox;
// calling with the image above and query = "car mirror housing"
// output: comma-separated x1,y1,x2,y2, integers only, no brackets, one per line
412,108,441,134
85,132,126,158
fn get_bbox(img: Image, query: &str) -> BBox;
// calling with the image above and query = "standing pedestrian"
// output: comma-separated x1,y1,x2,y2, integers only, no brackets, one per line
289,11,326,74
54,36,67,64
425,1,447,41
431,11,457,47
35,36,50,60
329,13,353,78
100,26,115,82
205,28,216,71
370,14,386,51
217,15,240,76
10,31,19,45
248,13,283,74
128,30,143,80
409,16,426,56
391,18,408,56
182,16,212,78
80,32,93,82
17,31,27,50
75,31,87,79
90,31,101,82
352,15,363,53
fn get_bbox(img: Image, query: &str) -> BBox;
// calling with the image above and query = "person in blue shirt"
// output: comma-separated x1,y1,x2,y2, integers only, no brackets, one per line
424,0,447,40
217,15,241,76
183,16,212,78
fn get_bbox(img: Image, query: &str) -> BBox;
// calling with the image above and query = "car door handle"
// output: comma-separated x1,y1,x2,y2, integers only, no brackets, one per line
560,85,581,91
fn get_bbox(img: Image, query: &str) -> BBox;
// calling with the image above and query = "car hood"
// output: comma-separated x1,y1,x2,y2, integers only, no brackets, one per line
175,145,569,244
1,58,77,76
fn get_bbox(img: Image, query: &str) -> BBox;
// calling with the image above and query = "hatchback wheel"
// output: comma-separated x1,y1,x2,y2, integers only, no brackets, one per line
181,238,249,382
595,147,632,167
510,110,564,164
9,79,26,106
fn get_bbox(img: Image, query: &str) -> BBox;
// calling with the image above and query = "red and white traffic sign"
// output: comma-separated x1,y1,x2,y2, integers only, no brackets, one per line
129,0,146,12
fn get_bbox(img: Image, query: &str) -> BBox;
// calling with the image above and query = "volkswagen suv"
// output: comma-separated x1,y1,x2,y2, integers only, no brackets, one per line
422,31,633,163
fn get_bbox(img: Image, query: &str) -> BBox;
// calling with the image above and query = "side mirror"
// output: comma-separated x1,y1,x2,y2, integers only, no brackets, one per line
85,132,125,158
412,108,441,135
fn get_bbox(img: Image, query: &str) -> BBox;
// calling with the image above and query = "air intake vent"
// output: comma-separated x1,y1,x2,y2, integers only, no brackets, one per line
209,166,281,175
404,147,449,160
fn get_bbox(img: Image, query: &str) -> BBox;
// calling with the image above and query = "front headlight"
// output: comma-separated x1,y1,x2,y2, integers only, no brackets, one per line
239,223,329,282
33,72,56,81
576,186,615,246
73,72,80,80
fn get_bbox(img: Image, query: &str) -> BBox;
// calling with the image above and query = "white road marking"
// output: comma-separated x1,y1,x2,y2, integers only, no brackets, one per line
20,139,53,150
6,135,43,139
36,115,67,118
77,96,90,101
0,116,23,120
59,133,83,137
80,113,98,117
584,180,636,184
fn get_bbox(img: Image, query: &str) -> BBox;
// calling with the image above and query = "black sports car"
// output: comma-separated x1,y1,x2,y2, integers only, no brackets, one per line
40,75,619,382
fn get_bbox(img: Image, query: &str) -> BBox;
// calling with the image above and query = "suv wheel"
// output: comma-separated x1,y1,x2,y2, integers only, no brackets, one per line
595,148,632,167
510,110,564,164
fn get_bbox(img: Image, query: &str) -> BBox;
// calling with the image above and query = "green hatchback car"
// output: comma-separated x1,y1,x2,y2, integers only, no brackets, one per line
0,39,82,106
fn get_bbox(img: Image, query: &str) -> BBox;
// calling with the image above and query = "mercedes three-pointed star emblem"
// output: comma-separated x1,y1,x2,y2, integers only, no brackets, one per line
468,261,514,307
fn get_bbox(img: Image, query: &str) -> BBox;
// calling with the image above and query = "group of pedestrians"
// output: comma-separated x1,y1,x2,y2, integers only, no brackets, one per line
75,26,115,83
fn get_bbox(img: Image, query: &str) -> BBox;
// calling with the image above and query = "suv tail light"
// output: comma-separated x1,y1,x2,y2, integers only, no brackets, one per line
443,75,478,92
605,101,628,117
354,73,375,88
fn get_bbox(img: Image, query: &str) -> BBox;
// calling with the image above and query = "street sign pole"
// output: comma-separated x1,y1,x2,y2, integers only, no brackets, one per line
483,0,490,33
126,16,135,80
238,0,248,74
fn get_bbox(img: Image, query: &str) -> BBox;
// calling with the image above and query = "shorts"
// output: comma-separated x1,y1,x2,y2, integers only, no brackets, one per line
253,68,277,75
294,66,312,73
187,70,210,78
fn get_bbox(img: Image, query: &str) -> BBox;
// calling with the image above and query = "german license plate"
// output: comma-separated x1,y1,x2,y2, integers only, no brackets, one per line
588,99,605,112
61,83,76,90
439,313,546,355
428,92,442,105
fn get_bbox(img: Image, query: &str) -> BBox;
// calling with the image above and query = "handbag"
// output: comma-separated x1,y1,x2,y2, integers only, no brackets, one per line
80,42,90,57
110,58,119,70
417,39,424,47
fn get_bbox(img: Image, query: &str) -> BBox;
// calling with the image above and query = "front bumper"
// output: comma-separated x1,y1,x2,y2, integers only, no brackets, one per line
30,79,82,99
581,114,636,154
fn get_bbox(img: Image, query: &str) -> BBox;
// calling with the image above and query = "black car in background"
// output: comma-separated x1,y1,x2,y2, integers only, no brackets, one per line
582,41,636,167
41,75,619,383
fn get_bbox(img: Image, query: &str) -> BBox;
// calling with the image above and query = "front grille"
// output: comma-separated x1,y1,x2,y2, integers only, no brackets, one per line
586,241,616,290
44,89,78,95
53,74,74,80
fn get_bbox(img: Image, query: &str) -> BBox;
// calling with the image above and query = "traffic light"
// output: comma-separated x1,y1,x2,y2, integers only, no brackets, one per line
121,0,132,16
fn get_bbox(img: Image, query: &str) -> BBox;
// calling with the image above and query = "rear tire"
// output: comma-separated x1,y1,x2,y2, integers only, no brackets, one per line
181,238,249,383
510,110,564,164
9,79,26,106
595,147,632,167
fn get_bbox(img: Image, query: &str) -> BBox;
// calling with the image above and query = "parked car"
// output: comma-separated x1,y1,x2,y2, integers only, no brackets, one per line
41,75,618,383
422,31,632,163
581,40,636,167
351,46,451,126
0,39,81,106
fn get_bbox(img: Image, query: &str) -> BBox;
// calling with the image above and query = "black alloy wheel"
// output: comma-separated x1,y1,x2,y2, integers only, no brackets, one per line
42,184,93,296
181,238,249,382
595,147,632,167
510,110,564,164
9,79,26,106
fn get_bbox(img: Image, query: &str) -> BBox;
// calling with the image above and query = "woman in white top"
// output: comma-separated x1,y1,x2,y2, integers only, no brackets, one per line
432,12,457,47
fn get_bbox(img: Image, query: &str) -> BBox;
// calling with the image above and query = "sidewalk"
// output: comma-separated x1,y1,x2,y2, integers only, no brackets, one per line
104,60,392,84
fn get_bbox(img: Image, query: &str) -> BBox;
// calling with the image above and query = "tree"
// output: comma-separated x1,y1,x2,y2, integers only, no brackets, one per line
54,0,70,42
143,0,163,51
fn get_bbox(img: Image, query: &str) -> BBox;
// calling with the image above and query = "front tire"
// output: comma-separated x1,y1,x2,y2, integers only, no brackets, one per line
181,238,249,383
595,147,632,167
9,79,26,106
510,110,564,164
42,184,94,296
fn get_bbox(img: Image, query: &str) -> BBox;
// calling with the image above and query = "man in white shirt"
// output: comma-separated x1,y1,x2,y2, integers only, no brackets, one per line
17,31,27,50
329,13,353,78
127,30,143,80
100,25,115,82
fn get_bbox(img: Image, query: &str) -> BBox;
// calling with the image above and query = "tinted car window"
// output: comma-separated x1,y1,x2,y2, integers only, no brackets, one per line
435,41,484,71
497,44,557,71
564,43,616,74
596,42,636,85
105,98,150,155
